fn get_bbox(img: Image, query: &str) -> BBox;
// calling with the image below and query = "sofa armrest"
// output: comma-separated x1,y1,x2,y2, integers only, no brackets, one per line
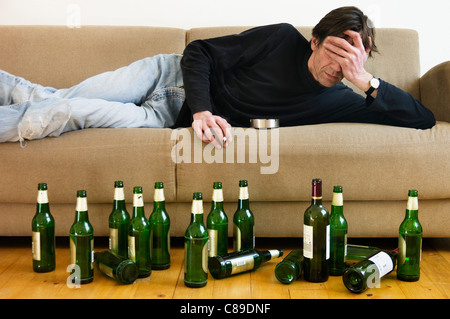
420,61,450,122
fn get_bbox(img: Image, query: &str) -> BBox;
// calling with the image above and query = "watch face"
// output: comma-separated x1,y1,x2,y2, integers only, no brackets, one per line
371,77,380,89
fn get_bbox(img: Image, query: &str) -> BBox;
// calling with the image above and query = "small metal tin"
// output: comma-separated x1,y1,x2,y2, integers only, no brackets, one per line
250,119,280,129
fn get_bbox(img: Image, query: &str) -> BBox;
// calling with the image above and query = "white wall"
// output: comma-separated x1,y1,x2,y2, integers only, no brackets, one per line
1,0,448,75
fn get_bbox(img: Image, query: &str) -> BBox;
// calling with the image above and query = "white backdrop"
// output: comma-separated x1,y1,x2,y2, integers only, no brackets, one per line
1,0,449,75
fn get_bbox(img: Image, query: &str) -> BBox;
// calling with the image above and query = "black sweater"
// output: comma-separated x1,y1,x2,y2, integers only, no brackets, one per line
174,23,435,129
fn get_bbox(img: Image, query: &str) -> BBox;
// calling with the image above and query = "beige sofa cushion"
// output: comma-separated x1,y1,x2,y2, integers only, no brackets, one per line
0,26,186,89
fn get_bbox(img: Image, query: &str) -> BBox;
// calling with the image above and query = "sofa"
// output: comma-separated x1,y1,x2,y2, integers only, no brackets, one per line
0,25,449,239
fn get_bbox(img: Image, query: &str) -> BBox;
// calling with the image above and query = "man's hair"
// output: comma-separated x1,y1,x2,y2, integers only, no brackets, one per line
312,6,378,57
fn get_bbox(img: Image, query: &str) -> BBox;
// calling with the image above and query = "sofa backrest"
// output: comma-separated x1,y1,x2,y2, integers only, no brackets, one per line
0,25,420,100
0,26,186,89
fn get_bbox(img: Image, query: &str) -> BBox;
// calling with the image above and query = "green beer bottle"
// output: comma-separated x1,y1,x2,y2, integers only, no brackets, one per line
207,182,228,257
69,190,94,284
233,180,255,252
274,249,303,284
343,249,397,293
109,181,130,258
303,178,330,282
95,250,139,285
346,244,381,263
128,186,151,278
397,189,422,282
184,192,209,288
149,182,171,270
32,183,56,273
209,249,283,279
329,185,348,276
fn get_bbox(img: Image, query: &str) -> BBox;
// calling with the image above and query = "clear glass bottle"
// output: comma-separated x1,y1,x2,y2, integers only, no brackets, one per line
397,189,422,282
233,180,255,252
128,186,151,278
303,178,330,282
329,185,347,275
32,183,56,273
207,181,228,257
69,190,94,284
274,249,303,284
209,249,283,279
149,181,171,270
184,192,209,288
109,181,130,258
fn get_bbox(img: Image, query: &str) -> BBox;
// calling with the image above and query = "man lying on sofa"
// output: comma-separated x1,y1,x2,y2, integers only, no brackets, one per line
0,6,435,147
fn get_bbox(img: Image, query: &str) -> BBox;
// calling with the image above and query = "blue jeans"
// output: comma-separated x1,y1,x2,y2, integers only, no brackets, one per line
0,54,184,145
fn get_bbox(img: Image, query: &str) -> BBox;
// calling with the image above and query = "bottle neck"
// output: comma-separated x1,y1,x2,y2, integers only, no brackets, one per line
311,180,322,205
36,190,50,213
212,189,224,209
191,199,204,223
238,186,250,209
113,188,126,210
331,192,343,215
133,193,145,217
262,250,282,262
405,196,419,219
75,197,89,222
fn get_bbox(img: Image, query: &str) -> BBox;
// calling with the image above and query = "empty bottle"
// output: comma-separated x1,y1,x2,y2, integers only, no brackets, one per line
233,180,255,252
207,182,228,257
329,185,347,275
303,178,330,282
128,186,151,278
397,189,422,282
274,249,303,284
209,249,283,279
109,181,130,258
95,250,138,285
69,190,94,284
184,192,209,288
149,182,171,270
32,183,56,273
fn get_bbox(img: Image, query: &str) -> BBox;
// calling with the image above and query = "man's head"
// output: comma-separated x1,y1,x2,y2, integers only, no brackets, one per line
312,6,378,57
308,6,378,87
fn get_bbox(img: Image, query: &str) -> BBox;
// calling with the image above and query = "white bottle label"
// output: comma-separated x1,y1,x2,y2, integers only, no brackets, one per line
154,188,165,202
369,251,394,278
303,224,313,258
231,255,255,275
32,231,41,261
208,229,218,257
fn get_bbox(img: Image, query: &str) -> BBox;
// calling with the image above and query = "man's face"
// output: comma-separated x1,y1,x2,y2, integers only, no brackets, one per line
308,36,344,87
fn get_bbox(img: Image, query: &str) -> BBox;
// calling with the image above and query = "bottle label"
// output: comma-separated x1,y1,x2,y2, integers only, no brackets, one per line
202,242,209,273
239,187,249,200
208,229,218,257
191,200,203,215
109,228,118,251
332,193,343,206
133,194,144,208
76,198,88,212
368,251,393,278
212,189,224,202
303,224,313,258
406,197,419,210
303,224,330,260
231,255,255,275
268,249,281,259
154,189,165,202
32,231,41,261
233,224,241,251
128,235,136,262
37,190,48,204
114,188,125,201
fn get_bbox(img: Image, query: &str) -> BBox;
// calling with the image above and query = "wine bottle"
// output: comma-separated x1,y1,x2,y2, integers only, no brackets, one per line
149,182,171,270
69,190,94,284
303,178,330,282
346,244,381,263
329,185,347,275
233,180,255,252
128,186,151,278
207,181,228,257
184,192,209,288
397,189,422,282
32,183,56,273
95,250,139,285
109,181,130,258
274,249,303,284
209,249,283,279
343,249,398,293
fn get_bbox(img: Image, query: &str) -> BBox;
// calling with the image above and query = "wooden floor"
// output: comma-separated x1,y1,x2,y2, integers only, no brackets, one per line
0,236,449,300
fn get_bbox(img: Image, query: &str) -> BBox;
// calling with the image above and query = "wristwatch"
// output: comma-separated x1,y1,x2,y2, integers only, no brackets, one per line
365,77,380,96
